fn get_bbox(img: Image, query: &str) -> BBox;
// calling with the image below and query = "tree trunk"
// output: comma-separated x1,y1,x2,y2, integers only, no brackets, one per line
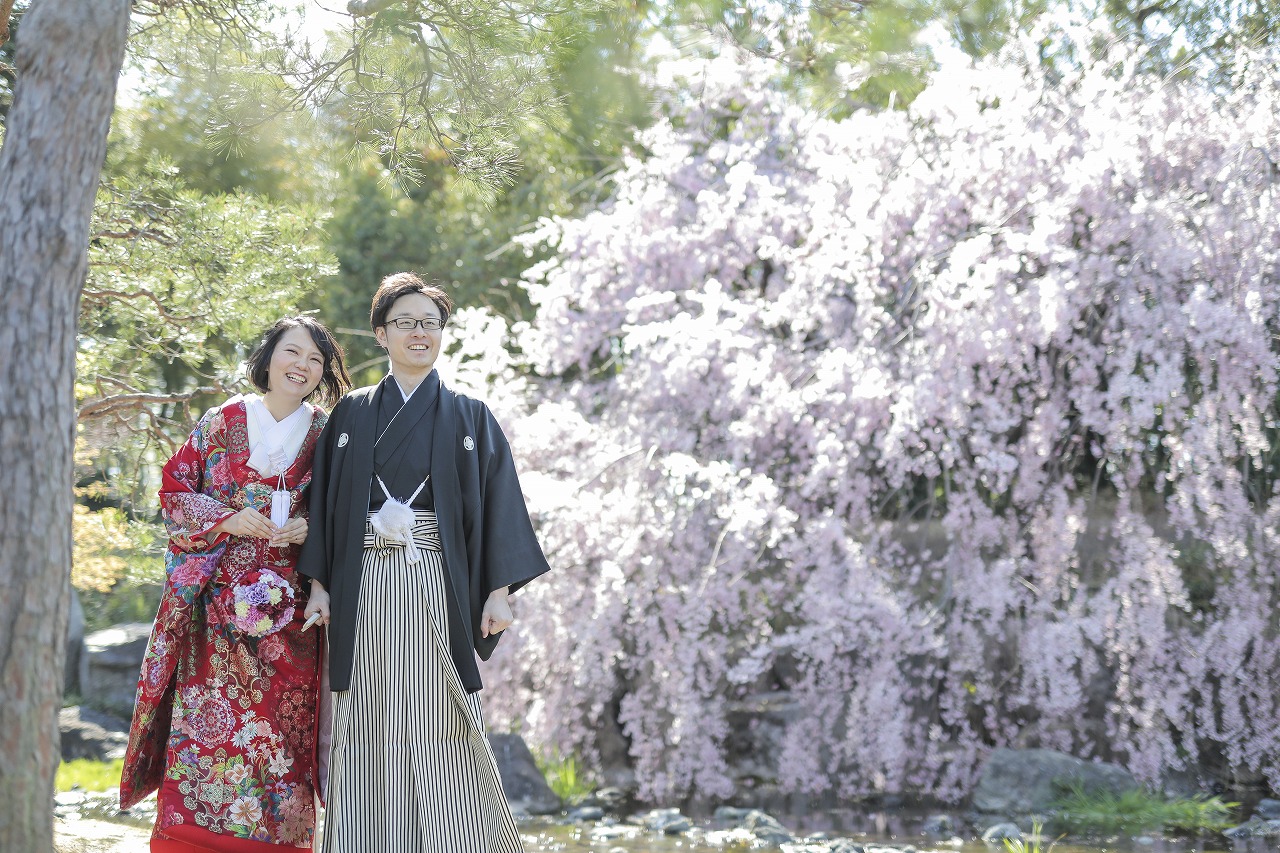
0,1,130,850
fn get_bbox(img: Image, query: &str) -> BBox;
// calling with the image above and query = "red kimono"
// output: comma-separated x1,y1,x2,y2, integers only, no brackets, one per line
121,398,327,851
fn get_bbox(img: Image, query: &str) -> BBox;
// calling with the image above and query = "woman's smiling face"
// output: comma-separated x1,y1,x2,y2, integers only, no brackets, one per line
266,326,325,402
374,292,445,376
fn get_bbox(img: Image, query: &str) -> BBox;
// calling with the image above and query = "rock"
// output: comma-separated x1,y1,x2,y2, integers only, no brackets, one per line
744,809,792,844
641,808,691,834
65,589,85,695
1223,817,1280,839
827,842,865,853
579,786,628,812
595,702,637,792
921,814,956,836
55,791,88,808
589,825,635,841
714,805,754,822
568,805,605,821
1157,766,1204,800
972,748,1138,814
59,706,130,762
723,691,803,789
1256,798,1280,820
981,823,1023,843
80,623,152,717
488,733,560,815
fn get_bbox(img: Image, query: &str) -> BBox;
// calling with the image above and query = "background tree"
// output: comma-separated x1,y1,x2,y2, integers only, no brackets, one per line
477,40,1280,801
319,1,652,379
0,4,131,849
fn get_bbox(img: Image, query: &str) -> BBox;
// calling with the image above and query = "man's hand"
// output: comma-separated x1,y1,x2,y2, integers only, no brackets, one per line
480,586,513,637
303,579,331,628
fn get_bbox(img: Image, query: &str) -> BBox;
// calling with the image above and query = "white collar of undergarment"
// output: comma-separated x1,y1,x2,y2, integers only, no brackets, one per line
389,373,423,403
244,395,312,478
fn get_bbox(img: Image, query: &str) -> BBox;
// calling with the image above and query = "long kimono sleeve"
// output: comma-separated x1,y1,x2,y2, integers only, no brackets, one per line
120,406,233,809
478,408,551,598
160,407,235,552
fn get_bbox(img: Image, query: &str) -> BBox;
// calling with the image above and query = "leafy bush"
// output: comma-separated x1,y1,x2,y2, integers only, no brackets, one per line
1051,786,1237,835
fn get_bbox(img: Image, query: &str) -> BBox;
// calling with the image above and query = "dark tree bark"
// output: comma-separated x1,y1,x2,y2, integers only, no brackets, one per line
0,0,131,850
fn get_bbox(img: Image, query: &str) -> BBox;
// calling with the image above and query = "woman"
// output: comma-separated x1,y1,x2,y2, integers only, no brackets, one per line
298,272,550,852
120,317,351,852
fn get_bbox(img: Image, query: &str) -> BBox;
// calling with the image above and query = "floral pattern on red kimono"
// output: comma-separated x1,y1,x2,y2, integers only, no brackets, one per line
120,398,327,850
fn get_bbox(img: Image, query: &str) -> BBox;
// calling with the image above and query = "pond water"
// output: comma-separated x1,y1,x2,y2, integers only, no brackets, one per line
60,792,1273,853
511,809,1271,853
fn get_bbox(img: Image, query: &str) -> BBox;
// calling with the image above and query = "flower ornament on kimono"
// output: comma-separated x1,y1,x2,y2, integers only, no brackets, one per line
370,475,428,563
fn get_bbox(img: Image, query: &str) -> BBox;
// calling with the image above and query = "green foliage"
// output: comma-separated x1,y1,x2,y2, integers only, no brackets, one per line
1050,785,1238,835
55,758,126,793
536,750,592,803
77,107,336,510
1093,0,1280,79
70,502,165,633
321,2,652,379
1002,820,1055,853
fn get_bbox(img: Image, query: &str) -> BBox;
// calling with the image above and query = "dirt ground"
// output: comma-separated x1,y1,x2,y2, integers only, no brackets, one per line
55,816,151,853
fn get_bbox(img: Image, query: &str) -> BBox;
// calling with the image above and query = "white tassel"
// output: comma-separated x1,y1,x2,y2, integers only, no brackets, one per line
370,476,428,563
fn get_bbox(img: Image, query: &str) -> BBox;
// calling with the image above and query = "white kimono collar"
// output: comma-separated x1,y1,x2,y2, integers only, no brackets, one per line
245,395,312,478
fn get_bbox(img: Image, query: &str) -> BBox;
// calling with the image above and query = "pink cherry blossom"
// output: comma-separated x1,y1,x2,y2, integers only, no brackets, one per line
467,36,1280,802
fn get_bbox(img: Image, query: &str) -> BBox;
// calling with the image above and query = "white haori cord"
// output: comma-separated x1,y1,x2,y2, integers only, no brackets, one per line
370,475,430,563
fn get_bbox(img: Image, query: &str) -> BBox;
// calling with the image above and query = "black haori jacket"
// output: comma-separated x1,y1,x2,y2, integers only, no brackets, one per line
298,372,551,692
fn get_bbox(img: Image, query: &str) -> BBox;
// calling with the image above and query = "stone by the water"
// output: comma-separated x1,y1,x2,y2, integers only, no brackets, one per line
1223,817,1280,839
743,808,792,844
981,822,1024,843
568,805,605,821
826,841,865,853
1256,798,1280,820
489,733,561,815
713,805,754,822
640,807,692,834
921,814,956,835
972,748,1138,814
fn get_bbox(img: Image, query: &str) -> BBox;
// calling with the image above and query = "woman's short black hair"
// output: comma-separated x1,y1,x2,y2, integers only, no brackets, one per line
369,271,454,331
246,316,352,406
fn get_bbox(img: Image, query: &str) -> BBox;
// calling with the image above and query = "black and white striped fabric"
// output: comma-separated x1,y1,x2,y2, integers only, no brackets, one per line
322,510,524,853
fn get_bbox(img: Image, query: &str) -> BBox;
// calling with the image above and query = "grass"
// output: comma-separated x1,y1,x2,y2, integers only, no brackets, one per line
56,758,125,793
536,750,593,803
1003,820,1057,853
1050,784,1238,835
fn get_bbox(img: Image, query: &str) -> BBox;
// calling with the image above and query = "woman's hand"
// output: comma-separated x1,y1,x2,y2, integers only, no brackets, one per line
480,586,513,638
270,517,308,548
210,507,277,540
303,579,330,628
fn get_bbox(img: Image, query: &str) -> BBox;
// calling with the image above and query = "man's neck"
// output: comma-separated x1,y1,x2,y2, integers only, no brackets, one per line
390,368,429,398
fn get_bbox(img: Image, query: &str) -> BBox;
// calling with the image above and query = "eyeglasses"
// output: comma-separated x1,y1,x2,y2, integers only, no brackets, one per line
385,317,446,331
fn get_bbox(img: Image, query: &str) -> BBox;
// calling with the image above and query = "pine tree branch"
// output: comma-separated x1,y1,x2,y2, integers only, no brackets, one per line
348,0,400,16
78,387,221,421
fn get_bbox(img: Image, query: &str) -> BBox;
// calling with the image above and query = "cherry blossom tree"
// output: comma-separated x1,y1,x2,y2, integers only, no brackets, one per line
469,31,1280,802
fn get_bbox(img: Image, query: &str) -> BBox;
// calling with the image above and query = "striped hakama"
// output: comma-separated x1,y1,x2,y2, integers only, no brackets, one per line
322,510,523,853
